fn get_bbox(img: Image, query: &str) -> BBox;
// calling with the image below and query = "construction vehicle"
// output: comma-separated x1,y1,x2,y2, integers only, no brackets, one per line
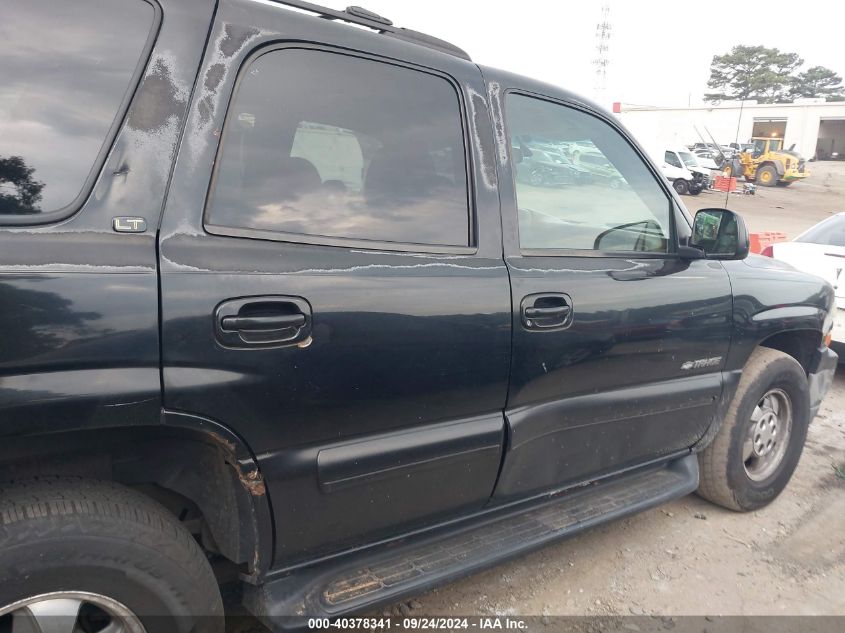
723,137,809,187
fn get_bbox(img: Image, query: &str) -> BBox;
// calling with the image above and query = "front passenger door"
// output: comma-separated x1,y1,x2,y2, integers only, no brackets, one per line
493,92,733,500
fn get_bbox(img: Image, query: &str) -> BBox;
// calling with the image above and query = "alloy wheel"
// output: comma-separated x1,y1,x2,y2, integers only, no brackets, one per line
0,592,147,633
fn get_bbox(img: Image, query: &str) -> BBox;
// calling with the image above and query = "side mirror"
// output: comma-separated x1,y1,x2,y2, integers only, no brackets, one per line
690,208,749,260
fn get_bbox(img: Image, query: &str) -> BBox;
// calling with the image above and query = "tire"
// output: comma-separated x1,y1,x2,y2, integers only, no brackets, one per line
697,348,810,511
775,181,793,187
673,179,689,195
0,478,224,632
528,170,544,186
756,165,778,187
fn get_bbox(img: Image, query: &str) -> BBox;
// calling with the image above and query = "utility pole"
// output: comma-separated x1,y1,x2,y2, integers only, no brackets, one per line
592,3,612,103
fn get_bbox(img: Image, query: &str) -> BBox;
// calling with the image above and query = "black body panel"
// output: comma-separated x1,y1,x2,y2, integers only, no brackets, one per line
482,69,734,499
0,0,216,442
158,0,510,566
722,255,833,369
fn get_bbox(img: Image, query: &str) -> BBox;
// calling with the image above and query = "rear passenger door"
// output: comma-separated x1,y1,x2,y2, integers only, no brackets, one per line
491,90,733,500
159,3,510,567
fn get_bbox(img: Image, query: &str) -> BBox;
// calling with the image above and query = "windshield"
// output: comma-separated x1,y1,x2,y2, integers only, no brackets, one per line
795,215,845,247
679,151,698,168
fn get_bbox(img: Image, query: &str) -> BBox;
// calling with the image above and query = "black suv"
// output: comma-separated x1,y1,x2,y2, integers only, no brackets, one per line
0,1,837,630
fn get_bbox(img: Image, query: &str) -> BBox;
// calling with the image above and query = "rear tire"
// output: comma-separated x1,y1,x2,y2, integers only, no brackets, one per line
697,348,810,511
0,478,224,632
673,179,689,195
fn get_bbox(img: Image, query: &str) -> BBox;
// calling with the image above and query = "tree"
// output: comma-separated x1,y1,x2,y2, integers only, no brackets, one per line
0,155,44,214
790,65,845,100
758,51,802,102
706,45,802,104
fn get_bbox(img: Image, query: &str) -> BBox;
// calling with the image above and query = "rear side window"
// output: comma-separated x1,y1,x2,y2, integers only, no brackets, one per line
0,0,156,219
206,49,470,248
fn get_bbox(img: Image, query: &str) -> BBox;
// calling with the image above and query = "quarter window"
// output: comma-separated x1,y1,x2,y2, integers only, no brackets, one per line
0,0,155,217
206,49,470,248
506,94,672,253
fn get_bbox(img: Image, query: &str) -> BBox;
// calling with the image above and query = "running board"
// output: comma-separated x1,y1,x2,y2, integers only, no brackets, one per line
245,454,698,629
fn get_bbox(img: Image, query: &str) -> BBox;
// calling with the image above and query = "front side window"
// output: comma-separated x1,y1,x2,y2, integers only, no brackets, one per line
665,151,683,168
0,0,155,217
679,151,698,168
207,49,470,247
507,94,672,253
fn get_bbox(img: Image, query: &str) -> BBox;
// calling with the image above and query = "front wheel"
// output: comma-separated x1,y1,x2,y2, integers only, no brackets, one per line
756,165,778,186
0,479,224,633
697,348,810,511
672,179,690,195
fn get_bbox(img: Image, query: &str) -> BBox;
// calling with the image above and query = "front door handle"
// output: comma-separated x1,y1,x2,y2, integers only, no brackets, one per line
521,293,573,330
523,305,571,319
215,296,312,349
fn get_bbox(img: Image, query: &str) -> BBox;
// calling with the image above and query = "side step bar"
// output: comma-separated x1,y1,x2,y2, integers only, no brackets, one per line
246,454,698,628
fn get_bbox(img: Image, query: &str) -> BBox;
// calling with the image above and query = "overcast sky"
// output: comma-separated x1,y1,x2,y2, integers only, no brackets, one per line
321,0,845,109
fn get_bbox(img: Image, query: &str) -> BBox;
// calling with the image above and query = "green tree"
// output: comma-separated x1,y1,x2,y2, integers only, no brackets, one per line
790,65,845,100
706,45,802,104
0,155,44,214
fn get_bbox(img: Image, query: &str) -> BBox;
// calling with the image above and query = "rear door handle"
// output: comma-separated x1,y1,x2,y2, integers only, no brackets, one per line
215,296,312,349
220,314,306,332
521,293,573,330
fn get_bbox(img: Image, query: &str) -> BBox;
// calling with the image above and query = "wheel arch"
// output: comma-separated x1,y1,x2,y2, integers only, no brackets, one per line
759,160,784,177
0,412,273,582
758,328,822,374
694,327,823,453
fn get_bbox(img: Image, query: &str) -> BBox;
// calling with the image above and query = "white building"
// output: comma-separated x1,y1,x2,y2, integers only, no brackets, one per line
614,99,845,160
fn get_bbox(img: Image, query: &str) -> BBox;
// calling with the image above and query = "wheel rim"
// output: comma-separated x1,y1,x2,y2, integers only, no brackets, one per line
0,591,147,633
760,169,773,184
743,388,792,482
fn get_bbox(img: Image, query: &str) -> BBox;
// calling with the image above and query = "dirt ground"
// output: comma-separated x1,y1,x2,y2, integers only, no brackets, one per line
684,160,845,239
232,162,845,628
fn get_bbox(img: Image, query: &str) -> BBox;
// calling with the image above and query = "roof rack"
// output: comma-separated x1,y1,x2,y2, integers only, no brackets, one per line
269,1,472,61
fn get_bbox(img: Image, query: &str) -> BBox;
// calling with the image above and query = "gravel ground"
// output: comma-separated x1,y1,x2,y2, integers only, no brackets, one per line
230,161,845,628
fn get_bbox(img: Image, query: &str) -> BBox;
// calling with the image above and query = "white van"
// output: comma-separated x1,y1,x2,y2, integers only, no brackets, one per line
656,147,711,195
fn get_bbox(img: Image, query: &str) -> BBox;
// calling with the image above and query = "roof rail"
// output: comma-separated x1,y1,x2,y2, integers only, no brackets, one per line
268,1,471,61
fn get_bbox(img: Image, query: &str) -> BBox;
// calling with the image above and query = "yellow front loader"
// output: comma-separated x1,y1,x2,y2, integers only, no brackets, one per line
724,137,809,187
